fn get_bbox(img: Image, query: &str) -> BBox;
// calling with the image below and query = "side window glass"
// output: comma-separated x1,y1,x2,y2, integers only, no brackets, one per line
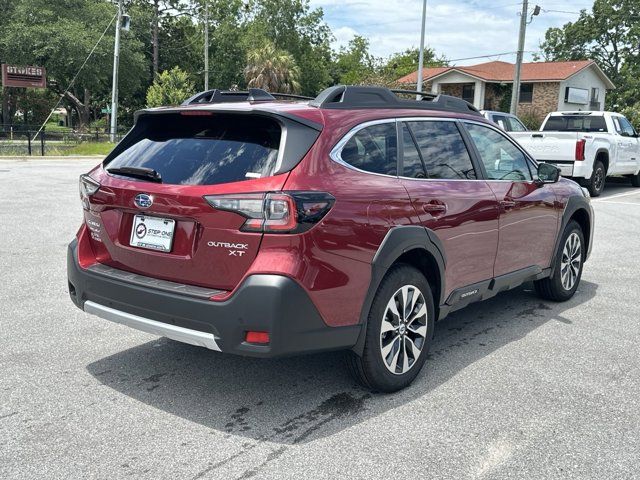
508,117,527,132
492,115,508,130
619,117,636,137
408,121,476,180
613,117,622,134
465,123,533,181
401,124,426,178
340,123,397,175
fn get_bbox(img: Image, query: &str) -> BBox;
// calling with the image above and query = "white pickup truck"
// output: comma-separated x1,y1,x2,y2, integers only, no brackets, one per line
511,111,640,196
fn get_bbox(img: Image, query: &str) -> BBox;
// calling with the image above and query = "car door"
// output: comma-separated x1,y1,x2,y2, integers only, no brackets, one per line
614,116,639,173
398,119,500,300
462,121,559,277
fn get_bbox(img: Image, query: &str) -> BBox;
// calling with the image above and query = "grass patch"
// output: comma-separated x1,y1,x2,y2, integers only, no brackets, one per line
57,142,115,156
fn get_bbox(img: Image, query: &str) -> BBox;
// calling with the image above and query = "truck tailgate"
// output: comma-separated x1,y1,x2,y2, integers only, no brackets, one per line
511,132,581,162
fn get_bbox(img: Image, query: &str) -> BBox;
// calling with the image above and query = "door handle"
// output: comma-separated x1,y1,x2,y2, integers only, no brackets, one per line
422,202,447,215
500,199,517,210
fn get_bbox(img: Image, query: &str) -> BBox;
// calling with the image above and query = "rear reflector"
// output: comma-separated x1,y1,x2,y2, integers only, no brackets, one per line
575,139,586,161
245,331,270,344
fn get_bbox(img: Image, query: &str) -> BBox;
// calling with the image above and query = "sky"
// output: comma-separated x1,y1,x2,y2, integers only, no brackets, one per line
310,0,596,66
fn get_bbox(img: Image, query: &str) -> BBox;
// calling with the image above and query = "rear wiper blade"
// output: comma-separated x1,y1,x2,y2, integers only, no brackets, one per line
106,166,162,183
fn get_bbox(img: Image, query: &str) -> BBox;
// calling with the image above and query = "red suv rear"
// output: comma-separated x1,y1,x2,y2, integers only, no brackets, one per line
68,86,594,391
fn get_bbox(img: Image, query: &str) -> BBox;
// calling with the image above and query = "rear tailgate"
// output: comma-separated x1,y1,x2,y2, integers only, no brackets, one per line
81,109,320,291
511,131,581,162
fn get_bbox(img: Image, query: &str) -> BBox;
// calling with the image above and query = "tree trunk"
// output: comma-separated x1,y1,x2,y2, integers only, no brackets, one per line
152,0,160,77
63,90,91,131
1,87,9,126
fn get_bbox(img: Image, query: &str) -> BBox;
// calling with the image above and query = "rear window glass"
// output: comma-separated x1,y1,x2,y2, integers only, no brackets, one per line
105,114,281,185
543,115,607,132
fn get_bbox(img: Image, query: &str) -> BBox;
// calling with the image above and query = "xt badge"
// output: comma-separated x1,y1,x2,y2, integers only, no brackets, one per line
208,241,249,257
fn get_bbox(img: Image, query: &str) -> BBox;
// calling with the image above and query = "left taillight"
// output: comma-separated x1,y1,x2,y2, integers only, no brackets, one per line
204,191,335,234
79,174,100,210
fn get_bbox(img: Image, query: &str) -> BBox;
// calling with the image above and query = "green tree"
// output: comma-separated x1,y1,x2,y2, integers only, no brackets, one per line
332,36,377,85
244,42,301,93
539,0,640,109
0,0,147,129
383,47,447,78
146,66,196,106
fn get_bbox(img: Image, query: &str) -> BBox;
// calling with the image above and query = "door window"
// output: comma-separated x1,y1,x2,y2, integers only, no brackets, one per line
491,114,509,130
465,123,533,181
507,117,527,132
401,124,427,178
407,121,476,180
340,123,397,175
618,117,636,137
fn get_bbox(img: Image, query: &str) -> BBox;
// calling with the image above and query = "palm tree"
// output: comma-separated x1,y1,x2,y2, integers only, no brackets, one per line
244,42,301,94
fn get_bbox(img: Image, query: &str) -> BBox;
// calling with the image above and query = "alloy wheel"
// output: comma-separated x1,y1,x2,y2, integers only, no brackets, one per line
560,232,582,291
379,285,428,375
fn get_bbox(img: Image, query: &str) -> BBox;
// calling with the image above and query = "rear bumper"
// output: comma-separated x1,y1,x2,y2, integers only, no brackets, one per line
67,240,360,358
544,161,592,179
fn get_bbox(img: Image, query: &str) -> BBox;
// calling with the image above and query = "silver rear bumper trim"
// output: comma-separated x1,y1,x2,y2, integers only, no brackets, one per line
83,301,221,351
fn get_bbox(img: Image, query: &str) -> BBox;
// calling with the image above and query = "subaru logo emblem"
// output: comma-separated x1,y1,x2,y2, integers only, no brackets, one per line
134,193,153,209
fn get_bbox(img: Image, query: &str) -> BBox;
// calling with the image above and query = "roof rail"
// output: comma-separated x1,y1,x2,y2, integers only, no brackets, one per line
181,88,312,106
309,85,481,116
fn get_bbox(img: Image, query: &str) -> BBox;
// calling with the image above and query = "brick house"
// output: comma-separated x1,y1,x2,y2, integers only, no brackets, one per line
397,60,615,121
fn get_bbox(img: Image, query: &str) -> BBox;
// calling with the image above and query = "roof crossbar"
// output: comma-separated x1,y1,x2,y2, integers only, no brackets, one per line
309,85,482,116
181,88,313,106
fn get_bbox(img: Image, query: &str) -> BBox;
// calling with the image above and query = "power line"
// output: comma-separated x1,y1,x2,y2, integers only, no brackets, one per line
32,11,118,141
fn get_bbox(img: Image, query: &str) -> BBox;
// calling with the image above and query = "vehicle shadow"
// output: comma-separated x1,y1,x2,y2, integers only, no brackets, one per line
87,281,597,446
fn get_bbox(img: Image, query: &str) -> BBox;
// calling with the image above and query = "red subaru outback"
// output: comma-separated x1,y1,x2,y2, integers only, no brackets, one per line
68,86,593,392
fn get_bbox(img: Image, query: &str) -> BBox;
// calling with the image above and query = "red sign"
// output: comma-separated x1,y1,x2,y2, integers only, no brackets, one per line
1,64,47,88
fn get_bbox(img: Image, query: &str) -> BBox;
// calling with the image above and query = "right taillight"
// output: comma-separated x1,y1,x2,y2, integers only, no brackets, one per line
575,139,586,161
204,191,335,234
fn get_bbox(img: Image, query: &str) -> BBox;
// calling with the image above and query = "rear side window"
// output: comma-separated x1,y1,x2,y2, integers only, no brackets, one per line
543,115,607,132
340,123,397,175
105,114,282,185
407,121,476,180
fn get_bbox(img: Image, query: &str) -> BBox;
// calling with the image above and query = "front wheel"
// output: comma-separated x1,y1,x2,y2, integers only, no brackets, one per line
347,264,435,393
534,220,585,301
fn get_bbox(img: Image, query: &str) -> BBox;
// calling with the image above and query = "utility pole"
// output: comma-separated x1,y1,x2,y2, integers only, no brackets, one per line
204,0,209,91
510,0,528,115
110,0,123,142
416,0,427,99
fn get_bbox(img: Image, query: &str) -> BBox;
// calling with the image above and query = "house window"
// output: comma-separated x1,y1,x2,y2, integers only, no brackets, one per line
519,84,533,103
591,87,600,101
462,84,475,104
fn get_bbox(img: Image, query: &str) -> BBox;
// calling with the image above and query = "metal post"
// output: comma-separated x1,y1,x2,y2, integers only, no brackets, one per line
416,0,427,99
204,0,209,91
110,0,123,143
510,0,528,115
27,131,32,156
40,128,45,156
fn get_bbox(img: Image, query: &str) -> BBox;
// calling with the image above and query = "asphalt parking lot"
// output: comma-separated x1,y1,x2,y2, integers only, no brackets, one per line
1,158,639,479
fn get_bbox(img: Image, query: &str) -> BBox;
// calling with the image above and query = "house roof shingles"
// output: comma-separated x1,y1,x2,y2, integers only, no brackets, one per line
397,60,596,84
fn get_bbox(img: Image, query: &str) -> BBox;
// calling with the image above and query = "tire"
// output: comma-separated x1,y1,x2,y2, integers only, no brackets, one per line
347,264,435,393
587,160,606,197
534,220,585,302
630,172,640,187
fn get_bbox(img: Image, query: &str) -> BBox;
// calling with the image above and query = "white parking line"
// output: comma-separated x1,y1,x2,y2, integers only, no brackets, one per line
593,190,640,202
595,201,640,206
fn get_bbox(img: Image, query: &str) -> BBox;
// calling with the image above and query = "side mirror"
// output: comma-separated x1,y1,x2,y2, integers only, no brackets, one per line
537,162,560,184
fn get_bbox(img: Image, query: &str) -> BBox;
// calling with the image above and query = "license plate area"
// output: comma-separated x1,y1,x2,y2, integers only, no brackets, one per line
130,215,176,252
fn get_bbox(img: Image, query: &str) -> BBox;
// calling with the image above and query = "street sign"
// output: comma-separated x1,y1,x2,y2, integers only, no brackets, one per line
101,108,112,114
1,64,47,88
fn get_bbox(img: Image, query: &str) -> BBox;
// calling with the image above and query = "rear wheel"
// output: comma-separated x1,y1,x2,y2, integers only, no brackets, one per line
347,264,435,393
534,220,585,302
587,160,606,197
629,172,640,187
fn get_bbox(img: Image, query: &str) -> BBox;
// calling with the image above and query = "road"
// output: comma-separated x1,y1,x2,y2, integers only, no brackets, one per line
1,159,639,479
